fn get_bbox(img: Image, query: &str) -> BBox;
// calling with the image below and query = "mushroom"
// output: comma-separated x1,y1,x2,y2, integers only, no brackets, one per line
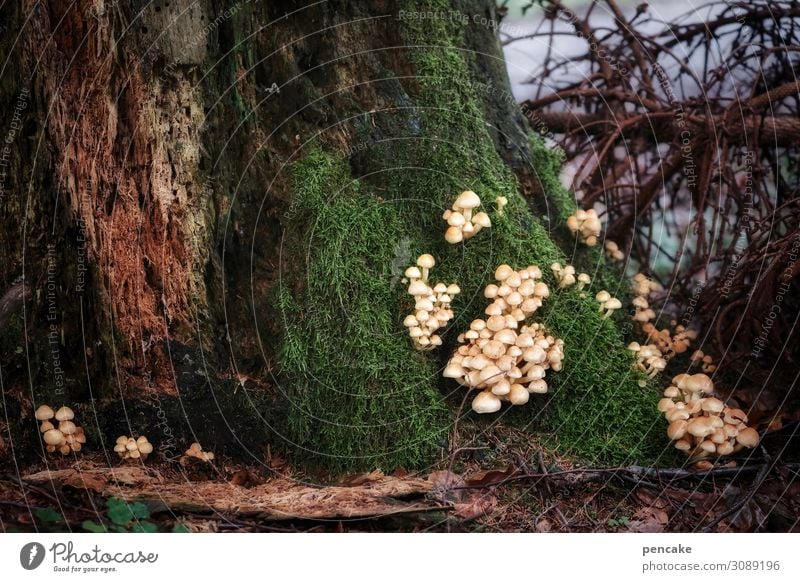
565,208,602,246
601,297,622,319
35,405,55,422
54,406,74,422
416,254,435,282
605,240,624,261
43,429,65,447
115,435,155,461
444,191,491,243
495,196,508,215
472,390,502,414
576,273,591,291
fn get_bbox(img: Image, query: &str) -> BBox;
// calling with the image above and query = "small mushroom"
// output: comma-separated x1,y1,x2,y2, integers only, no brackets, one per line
54,406,74,422
471,390,502,414
35,405,55,421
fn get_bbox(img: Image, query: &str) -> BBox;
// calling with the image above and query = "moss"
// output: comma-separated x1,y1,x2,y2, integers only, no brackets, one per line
279,150,448,473
277,0,662,472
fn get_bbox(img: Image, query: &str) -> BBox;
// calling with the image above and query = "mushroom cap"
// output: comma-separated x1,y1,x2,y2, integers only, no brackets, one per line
446,284,461,295
403,315,419,328
40,420,55,433
471,391,501,414
43,428,65,446
527,379,548,394
701,397,725,413
114,444,127,454
494,264,514,282
657,398,676,412
35,405,55,421
736,427,759,448
58,421,77,435
472,212,491,228
404,266,422,280
416,254,436,269
478,366,503,385
55,406,74,421
486,315,507,332
116,435,128,445
604,298,622,310
455,190,481,210
495,196,508,208
687,416,716,438
491,379,511,396
408,280,429,296
679,373,713,394
445,226,464,244
667,419,688,440
509,384,530,405
595,290,611,303
481,340,506,359
494,329,517,345
724,408,748,425
443,362,465,379
447,212,466,227
138,442,154,455
716,441,735,456
577,273,591,284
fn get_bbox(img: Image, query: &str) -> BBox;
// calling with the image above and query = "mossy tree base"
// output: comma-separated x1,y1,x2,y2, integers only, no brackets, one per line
276,0,663,472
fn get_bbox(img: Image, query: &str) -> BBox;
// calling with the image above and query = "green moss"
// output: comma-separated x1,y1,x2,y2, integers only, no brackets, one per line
277,0,662,471
279,150,448,473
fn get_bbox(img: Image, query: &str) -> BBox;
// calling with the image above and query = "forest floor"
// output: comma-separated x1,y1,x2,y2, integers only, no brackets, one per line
2,422,798,533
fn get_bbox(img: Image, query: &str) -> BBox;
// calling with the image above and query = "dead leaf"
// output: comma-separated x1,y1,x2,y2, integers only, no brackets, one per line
464,467,516,488
454,493,496,520
628,506,669,532
634,488,668,509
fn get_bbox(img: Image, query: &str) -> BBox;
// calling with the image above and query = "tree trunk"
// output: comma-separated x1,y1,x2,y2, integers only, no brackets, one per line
1,0,661,474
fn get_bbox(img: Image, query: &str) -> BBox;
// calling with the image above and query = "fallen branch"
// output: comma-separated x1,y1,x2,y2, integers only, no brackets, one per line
23,466,448,521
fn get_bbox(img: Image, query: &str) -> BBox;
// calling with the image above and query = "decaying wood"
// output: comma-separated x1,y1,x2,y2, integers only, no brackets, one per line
23,466,446,521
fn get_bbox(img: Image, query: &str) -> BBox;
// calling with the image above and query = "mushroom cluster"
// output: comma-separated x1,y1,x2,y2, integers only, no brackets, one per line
403,254,460,350
446,321,564,413
482,264,550,323
690,350,718,373
566,208,601,246
628,342,667,379
35,405,86,455
595,290,622,319
550,262,590,291
184,442,215,462
114,435,154,461
632,273,662,298
443,265,563,414
605,240,625,261
641,322,697,358
659,373,759,460
442,190,491,244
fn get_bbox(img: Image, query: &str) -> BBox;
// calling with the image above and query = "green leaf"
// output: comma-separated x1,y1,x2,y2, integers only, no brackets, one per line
131,521,159,533
106,498,150,525
35,507,63,523
82,520,108,533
